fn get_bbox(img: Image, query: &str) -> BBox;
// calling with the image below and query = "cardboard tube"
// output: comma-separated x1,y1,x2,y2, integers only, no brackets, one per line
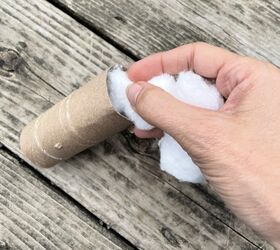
20,68,130,167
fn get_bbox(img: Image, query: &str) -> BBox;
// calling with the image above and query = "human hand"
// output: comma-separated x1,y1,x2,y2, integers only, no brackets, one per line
126,42,280,248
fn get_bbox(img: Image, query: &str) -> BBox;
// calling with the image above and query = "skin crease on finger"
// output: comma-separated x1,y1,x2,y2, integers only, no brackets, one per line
127,43,280,248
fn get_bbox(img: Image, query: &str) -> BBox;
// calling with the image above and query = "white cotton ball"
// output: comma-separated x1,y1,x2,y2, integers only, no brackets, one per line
107,65,153,130
159,134,206,183
107,66,177,130
174,71,224,110
107,65,224,183
148,73,176,93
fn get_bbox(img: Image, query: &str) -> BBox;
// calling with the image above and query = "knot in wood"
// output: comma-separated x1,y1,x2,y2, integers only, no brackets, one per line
0,48,22,72
160,227,180,248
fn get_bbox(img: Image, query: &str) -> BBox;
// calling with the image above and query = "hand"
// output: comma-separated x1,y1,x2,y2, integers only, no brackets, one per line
126,42,280,248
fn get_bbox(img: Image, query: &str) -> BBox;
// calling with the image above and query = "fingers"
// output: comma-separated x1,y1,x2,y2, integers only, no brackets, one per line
133,127,163,138
127,81,217,145
128,42,239,82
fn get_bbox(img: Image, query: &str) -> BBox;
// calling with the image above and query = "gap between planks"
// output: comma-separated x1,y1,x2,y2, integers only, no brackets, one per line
0,146,136,250
0,0,272,248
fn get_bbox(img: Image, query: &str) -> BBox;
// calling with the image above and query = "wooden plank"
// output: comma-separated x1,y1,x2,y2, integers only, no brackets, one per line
0,0,270,249
49,0,280,246
0,148,134,250
51,0,280,66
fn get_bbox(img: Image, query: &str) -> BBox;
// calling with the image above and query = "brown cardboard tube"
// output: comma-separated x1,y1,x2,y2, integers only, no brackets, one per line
20,68,130,167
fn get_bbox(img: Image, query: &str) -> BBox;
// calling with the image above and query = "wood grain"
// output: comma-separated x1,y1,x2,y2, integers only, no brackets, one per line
51,0,280,67
0,149,134,250
49,0,280,246
0,0,272,249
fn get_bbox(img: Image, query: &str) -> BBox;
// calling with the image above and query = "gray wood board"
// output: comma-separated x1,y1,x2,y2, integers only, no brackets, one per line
49,0,280,247
0,0,271,249
51,0,280,67
0,148,134,250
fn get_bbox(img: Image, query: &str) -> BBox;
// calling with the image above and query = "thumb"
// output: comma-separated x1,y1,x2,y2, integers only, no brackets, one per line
127,81,223,151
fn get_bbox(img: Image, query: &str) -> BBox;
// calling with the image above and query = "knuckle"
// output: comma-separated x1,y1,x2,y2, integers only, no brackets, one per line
192,41,207,47
229,58,255,80
217,56,264,96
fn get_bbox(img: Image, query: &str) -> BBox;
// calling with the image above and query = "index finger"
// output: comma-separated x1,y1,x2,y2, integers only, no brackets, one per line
128,42,239,81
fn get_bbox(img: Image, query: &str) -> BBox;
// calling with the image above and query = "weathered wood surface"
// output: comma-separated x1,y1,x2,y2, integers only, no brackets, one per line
50,0,280,246
0,149,134,250
52,0,280,66
0,0,273,249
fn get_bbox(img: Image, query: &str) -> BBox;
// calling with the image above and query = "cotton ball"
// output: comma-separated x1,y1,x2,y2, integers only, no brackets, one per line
159,71,224,183
107,65,153,130
107,66,177,130
159,134,205,183
148,73,176,93
174,71,224,110
107,65,224,183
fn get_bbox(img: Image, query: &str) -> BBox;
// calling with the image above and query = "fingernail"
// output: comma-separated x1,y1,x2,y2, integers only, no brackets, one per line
127,83,142,106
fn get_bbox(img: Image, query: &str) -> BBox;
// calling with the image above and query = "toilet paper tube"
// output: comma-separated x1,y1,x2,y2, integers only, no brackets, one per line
20,68,130,168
